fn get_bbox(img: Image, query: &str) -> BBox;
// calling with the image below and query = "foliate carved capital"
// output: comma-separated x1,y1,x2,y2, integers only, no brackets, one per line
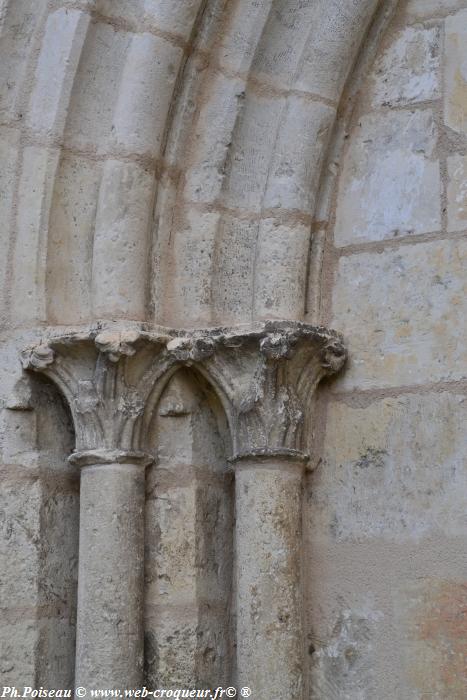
320,337,347,373
21,323,172,454
21,343,55,371
193,321,347,458
94,328,141,362
21,321,346,459
166,335,216,362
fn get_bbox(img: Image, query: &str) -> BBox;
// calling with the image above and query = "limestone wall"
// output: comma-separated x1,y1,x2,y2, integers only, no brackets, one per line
0,0,466,697
309,2,467,697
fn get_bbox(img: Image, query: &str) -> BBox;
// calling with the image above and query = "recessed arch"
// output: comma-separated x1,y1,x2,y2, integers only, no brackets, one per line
144,365,234,687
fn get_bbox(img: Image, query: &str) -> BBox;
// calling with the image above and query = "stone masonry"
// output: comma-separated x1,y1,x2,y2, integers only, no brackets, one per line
1,1,467,698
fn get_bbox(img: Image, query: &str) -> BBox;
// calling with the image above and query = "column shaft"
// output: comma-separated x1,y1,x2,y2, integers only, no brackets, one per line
73,455,150,690
234,454,305,699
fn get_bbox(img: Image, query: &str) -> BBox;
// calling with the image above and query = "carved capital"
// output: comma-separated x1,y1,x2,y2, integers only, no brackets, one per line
21,343,55,371
192,321,346,459
22,321,346,460
21,324,173,454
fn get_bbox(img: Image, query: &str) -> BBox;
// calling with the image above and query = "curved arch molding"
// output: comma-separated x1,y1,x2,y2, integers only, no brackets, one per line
2,0,382,328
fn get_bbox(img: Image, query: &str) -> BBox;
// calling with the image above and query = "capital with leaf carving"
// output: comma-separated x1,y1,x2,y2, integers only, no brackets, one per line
21,320,346,462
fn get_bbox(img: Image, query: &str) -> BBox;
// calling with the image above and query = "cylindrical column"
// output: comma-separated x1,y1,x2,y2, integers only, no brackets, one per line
234,450,306,700
69,449,153,691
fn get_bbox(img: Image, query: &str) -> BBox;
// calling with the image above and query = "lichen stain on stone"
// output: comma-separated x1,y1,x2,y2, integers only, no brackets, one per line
412,580,467,698
354,447,387,470
309,608,382,699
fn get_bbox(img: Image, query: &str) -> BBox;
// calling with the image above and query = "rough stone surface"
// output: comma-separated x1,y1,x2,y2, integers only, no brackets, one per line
2,0,467,697
368,25,440,108
235,457,304,699
334,109,441,246
447,153,467,231
403,578,467,698
444,9,467,137
74,458,147,690
316,393,467,540
405,0,466,20
331,239,467,390
312,4,467,697
145,371,233,688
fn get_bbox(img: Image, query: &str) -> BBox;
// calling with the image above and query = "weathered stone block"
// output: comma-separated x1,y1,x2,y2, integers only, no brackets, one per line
332,239,467,389
315,392,467,541
211,214,256,324
183,73,252,205
444,9,467,137
141,0,203,40
144,612,198,688
253,219,310,320
10,146,60,324
447,154,467,231
0,619,39,685
293,0,379,103
91,159,155,319
401,578,467,699
368,26,440,108
38,491,79,606
262,98,335,212
109,33,183,158
164,209,220,325
46,155,101,324
309,607,384,700
209,0,272,75
64,23,131,151
0,0,47,123
145,488,197,602
37,617,76,689
0,127,20,314
222,93,284,211
26,8,89,137
404,0,466,21
0,480,42,607
1,409,37,466
335,109,441,245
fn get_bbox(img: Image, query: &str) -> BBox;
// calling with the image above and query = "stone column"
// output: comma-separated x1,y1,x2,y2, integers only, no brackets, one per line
21,327,171,691
71,449,152,690
22,321,346,697
200,322,347,699
233,450,306,699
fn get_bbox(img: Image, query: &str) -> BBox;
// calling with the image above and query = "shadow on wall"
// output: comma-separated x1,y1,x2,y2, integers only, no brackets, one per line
2,374,77,687
144,368,234,688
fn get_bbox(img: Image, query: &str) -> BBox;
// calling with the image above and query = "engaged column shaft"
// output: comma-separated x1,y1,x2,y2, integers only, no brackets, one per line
21,321,347,698
71,451,152,691
234,453,306,699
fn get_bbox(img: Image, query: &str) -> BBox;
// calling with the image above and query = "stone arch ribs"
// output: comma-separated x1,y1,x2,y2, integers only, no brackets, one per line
21,321,346,695
152,0,382,327
3,0,208,326
3,0,382,329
